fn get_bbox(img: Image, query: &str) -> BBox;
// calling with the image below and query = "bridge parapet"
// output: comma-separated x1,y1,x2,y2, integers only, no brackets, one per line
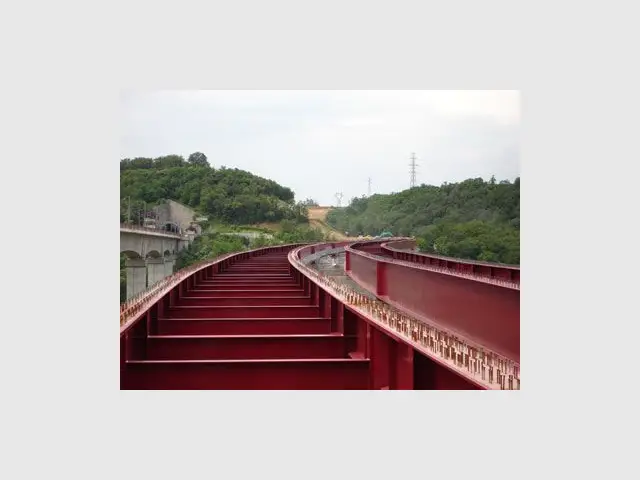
289,241,520,390
382,239,520,285
120,223,184,239
346,241,520,363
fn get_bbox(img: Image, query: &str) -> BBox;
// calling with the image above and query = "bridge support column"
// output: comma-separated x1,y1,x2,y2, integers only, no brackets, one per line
146,257,165,286
126,258,147,299
164,255,176,277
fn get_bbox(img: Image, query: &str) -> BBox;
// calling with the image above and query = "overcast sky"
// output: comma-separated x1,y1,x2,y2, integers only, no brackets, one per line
120,90,520,206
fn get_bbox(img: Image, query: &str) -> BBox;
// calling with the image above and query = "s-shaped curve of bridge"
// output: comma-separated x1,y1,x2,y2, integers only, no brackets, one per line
120,239,520,390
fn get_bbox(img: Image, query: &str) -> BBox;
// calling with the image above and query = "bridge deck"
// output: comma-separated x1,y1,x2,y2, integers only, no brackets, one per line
121,243,516,390
121,251,370,389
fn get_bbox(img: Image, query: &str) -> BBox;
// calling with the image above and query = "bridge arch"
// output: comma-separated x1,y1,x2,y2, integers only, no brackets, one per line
121,226,189,302
162,222,180,234
121,250,142,259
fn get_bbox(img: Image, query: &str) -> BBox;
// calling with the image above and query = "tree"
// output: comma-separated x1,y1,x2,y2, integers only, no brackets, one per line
188,152,210,168
129,157,154,169
326,177,520,264
154,155,185,169
121,156,306,226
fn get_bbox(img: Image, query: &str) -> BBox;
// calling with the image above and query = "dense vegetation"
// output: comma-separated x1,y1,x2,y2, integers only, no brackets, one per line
174,221,328,271
120,221,328,302
120,152,307,225
327,177,520,264
250,220,327,246
120,152,318,301
173,233,248,271
120,152,520,303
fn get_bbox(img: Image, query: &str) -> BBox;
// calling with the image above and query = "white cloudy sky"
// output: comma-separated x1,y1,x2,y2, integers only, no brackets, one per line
120,90,520,206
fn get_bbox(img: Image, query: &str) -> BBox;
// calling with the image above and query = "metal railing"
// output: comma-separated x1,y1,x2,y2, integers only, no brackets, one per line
289,243,521,390
120,223,185,239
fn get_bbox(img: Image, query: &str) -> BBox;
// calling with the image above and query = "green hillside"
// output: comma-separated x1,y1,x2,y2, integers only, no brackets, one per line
120,152,307,225
327,177,520,264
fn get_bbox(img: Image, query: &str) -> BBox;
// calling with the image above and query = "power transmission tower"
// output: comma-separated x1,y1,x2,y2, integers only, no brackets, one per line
335,192,344,207
368,177,372,196
409,152,418,188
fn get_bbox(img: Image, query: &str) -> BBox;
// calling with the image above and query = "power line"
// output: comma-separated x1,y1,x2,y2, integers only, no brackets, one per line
409,152,418,188
335,192,343,207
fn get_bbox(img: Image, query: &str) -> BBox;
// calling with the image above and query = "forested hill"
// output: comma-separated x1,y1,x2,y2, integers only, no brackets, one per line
327,177,520,264
120,153,306,224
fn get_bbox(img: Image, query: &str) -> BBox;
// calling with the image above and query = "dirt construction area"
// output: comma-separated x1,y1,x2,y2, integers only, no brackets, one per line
306,207,351,240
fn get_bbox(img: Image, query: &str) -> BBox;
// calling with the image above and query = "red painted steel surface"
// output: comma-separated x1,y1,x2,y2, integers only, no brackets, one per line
347,252,378,293
199,277,290,282
145,334,348,360
165,305,321,319
157,318,332,336
176,296,312,306
195,283,300,290
123,359,371,390
291,242,496,390
122,238,519,389
382,239,520,285
345,243,520,362
384,262,519,361
413,351,482,390
184,289,305,297
121,246,370,389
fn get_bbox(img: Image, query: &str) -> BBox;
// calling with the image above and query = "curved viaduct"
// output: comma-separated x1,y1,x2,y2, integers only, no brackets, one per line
346,239,520,363
120,239,520,390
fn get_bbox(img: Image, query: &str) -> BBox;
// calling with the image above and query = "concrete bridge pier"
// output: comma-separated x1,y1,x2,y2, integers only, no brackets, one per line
125,258,147,299
146,257,166,287
164,255,176,277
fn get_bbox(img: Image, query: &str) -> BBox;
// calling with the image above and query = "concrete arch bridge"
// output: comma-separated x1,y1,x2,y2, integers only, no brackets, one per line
120,224,195,299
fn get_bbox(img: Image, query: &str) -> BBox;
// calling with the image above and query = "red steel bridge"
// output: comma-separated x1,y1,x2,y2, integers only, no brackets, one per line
120,238,520,390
